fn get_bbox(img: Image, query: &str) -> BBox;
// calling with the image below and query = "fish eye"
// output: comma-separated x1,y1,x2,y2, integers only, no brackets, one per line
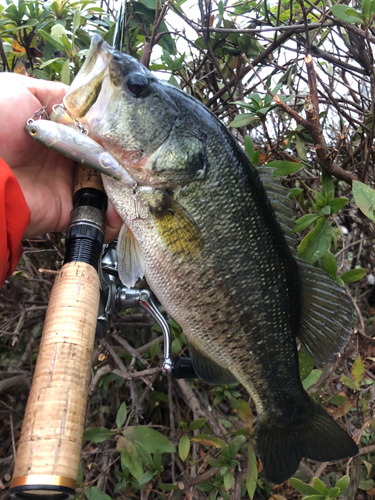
126,73,149,97
30,126,37,136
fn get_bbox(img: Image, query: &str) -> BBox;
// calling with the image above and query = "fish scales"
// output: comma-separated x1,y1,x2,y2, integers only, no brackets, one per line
60,34,358,483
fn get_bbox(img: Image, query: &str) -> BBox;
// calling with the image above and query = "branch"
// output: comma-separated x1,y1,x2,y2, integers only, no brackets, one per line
198,21,333,34
303,53,357,185
206,29,294,107
140,0,171,68
0,374,30,394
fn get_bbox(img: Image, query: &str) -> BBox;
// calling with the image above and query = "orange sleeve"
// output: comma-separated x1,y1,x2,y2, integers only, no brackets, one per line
0,158,31,287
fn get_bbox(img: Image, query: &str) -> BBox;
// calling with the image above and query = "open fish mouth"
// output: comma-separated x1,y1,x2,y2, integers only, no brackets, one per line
63,34,112,120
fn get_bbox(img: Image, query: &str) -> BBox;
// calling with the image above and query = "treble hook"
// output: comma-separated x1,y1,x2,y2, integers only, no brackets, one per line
128,182,148,221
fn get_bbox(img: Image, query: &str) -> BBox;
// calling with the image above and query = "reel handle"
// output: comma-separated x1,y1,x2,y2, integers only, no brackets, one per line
10,168,105,500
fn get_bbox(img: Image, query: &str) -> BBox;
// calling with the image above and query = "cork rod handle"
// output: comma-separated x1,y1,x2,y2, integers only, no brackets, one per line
10,169,105,499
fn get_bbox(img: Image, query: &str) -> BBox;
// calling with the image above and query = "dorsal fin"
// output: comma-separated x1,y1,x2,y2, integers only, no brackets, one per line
258,167,353,364
257,167,296,253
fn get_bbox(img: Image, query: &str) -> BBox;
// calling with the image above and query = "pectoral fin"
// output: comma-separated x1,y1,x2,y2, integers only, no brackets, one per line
117,224,145,288
188,341,237,385
149,193,204,259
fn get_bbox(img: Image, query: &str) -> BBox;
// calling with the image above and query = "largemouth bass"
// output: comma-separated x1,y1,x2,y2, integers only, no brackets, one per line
61,34,358,483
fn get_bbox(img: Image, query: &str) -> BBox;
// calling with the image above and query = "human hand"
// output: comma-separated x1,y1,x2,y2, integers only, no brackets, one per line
0,73,122,241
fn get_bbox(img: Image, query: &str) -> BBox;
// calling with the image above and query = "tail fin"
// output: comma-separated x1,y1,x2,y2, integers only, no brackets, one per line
257,399,358,484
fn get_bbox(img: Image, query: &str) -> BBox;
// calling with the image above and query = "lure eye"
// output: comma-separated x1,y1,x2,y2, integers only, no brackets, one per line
126,73,149,97
30,126,37,136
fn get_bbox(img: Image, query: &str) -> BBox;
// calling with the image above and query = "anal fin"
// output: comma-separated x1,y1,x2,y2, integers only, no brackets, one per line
188,342,237,385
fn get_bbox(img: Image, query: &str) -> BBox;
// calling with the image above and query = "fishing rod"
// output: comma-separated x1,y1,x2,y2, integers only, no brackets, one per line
9,167,106,500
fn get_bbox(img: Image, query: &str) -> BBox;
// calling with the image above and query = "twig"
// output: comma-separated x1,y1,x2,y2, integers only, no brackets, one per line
88,364,112,397
0,375,31,394
140,0,171,67
11,309,26,346
112,367,161,380
111,332,150,367
334,237,370,259
10,412,16,461
198,22,332,34
358,444,375,455
183,466,221,488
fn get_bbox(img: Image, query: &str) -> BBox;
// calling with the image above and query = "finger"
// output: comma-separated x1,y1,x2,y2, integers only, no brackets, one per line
104,200,123,243
25,77,69,114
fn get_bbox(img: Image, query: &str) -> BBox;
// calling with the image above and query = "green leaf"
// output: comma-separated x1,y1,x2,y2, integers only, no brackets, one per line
359,479,375,490
299,348,315,381
158,482,177,491
297,218,332,263
253,151,260,167
83,427,116,443
340,268,367,283
150,338,159,359
228,113,258,128
341,374,358,390
320,205,331,215
237,399,253,428
313,477,328,494
116,402,127,429
296,135,307,161
265,160,301,176
179,434,190,462
352,356,365,388
228,435,246,458
336,475,350,493
289,478,318,495
327,486,340,498
289,188,304,198
39,57,66,69
73,8,81,34
345,7,365,20
39,29,65,52
302,369,323,390
60,58,70,85
353,181,375,221
122,426,175,454
246,444,258,499
85,486,112,500
135,441,153,469
223,470,234,491
294,214,322,233
322,171,334,198
117,437,144,481
218,0,224,16
329,198,348,213
139,470,154,486
153,448,162,471
244,135,255,163
331,4,363,22
190,418,207,431
362,0,372,17
301,496,327,500
323,251,337,279
191,434,227,448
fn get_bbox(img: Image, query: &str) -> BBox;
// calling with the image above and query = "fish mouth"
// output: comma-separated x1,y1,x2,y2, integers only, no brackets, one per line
63,35,112,119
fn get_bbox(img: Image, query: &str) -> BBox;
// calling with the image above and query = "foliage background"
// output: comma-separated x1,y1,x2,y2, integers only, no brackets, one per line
1,0,375,498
